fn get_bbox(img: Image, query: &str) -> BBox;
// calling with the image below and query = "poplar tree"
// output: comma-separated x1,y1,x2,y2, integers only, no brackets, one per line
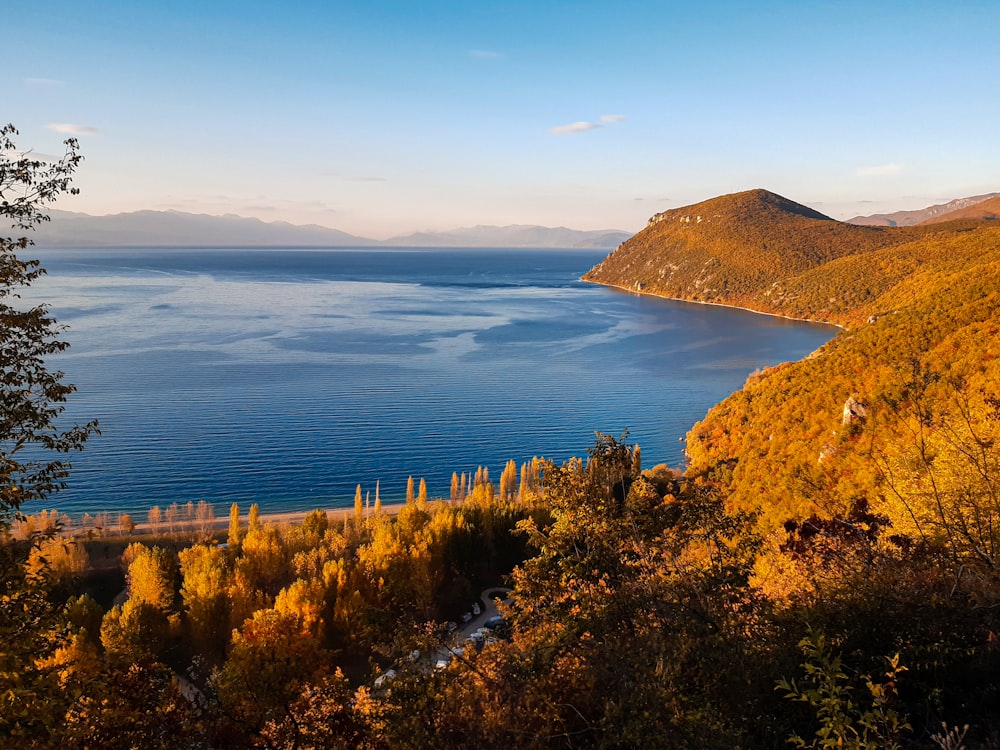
228,502,243,549
519,462,530,502
148,505,163,536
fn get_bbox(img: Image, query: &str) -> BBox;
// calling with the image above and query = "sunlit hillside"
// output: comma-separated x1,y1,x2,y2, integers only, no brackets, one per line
583,189,930,310
919,194,1000,224
586,191,1000,547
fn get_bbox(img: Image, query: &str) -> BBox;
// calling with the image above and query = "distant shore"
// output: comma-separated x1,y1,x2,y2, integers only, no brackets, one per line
54,502,412,542
225,503,410,531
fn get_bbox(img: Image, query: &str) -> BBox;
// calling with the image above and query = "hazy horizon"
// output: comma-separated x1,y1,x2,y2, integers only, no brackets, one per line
8,1,999,238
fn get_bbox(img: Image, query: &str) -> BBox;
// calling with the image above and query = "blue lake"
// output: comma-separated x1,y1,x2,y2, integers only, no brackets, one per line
24,247,838,518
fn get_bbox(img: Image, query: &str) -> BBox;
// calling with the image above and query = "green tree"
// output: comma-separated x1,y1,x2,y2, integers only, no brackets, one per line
300,508,329,542
777,632,909,749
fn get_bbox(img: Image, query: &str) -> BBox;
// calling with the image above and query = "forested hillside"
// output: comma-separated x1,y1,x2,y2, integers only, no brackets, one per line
918,194,1000,224
587,189,1000,534
579,193,1000,746
8,166,1000,747
583,189,931,311
686,225,1000,528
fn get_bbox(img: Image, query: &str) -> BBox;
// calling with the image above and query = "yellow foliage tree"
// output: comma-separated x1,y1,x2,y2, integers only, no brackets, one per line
179,543,230,662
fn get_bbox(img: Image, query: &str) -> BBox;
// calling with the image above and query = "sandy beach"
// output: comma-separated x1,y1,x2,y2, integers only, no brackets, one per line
49,501,414,542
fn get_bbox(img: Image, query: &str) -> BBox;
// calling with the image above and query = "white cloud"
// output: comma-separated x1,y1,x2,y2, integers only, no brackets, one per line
45,123,99,136
549,121,603,135
469,49,502,59
856,163,902,177
600,114,627,123
3,150,65,163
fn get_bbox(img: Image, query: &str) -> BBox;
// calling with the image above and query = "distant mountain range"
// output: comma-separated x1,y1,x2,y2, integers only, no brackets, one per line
916,194,1000,224
384,224,631,249
847,192,1000,226
30,209,631,250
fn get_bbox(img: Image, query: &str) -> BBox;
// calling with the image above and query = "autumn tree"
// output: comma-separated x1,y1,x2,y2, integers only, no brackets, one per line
0,124,99,742
147,505,162,536
165,502,180,536
487,433,767,746
0,123,98,519
194,499,215,541
101,544,178,662
227,501,242,551
499,459,517,501
214,608,328,737
123,543,177,611
256,670,369,750
179,542,231,662
25,535,88,592
100,599,170,663
238,522,290,597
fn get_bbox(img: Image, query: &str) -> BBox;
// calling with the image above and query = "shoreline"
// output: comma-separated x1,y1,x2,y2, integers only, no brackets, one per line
47,502,412,541
580,276,847,331
29,273,840,535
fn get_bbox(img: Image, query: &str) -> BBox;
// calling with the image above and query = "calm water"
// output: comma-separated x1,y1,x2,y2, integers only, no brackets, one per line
23,247,837,518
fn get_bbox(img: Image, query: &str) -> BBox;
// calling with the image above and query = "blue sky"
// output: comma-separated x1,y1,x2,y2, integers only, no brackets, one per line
7,0,999,238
